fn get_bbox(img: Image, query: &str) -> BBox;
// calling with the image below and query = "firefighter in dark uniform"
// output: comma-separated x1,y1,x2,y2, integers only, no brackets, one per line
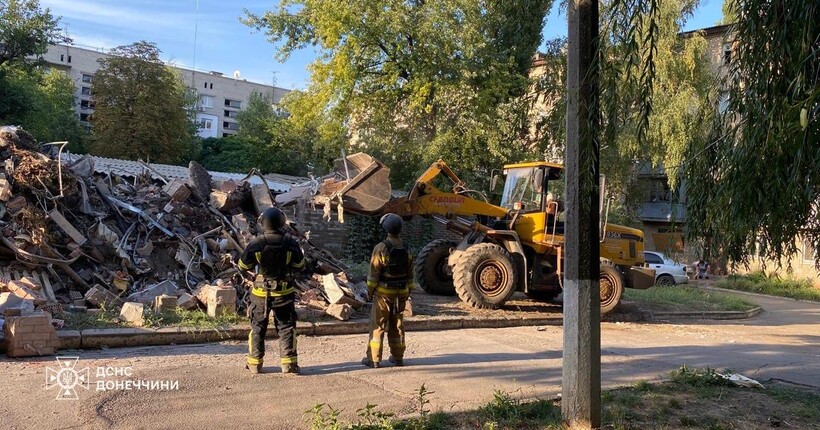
362,213,414,368
238,207,306,374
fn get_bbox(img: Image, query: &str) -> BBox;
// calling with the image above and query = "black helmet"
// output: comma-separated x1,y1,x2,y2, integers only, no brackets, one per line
379,213,403,235
261,207,286,231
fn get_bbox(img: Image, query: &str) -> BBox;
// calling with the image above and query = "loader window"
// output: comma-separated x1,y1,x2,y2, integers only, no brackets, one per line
500,167,543,212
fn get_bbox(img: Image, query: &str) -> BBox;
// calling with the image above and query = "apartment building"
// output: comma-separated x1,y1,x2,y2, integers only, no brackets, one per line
38,44,289,138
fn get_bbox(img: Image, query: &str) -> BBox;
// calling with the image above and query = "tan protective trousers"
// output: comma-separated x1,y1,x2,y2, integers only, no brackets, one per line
365,293,407,363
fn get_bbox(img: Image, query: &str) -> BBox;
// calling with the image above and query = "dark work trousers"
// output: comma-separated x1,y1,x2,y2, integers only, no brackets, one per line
247,292,298,367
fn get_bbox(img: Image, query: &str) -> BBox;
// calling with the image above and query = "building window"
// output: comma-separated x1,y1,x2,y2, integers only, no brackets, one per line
80,100,95,110
209,83,213,89
197,118,213,130
67,55,72,63
79,113,91,122
224,99,241,109
722,43,732,65
80,86,91,96
203,82,208,89
82,74,93,83
200,95,214,109
222,133,230,138
60,54,64,62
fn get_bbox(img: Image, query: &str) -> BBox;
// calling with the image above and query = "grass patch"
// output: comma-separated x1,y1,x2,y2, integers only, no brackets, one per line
62,307,245,330
61,306,122,330
716,272,820,302
143,308,245,329
304,369,820,429
623,285,756,312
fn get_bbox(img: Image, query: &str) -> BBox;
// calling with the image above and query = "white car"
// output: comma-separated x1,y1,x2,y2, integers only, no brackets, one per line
644,251,689,286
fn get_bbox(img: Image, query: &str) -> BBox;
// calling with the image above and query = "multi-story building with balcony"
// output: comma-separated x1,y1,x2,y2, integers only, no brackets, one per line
37,43,289,138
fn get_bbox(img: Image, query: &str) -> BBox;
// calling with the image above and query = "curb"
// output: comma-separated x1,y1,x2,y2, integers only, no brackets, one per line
698,285,820,304
652,306,762,320
10,306,755,351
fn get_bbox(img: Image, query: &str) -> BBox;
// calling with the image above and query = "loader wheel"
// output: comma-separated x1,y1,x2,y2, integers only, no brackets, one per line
600,265,624,315
415,239,458,296
453,243,518,309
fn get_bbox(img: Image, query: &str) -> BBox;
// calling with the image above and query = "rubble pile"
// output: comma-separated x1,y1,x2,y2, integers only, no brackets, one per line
0,126,368,341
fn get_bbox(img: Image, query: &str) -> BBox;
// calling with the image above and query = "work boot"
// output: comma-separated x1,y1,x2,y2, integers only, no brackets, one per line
361,357,380,368
389,356,404,367
281,363,300,374
245,363,262,374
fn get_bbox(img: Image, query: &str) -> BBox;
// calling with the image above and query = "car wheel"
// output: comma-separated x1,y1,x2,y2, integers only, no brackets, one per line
656,274,675,287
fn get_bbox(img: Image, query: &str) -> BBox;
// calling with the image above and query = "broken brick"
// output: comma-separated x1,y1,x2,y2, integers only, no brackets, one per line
119,302,145,327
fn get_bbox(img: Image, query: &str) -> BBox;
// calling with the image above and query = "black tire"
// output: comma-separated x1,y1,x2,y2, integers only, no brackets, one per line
453,243,518,309
656,274,676,287
415,239,459,296
526,290,560,302
600,264,624,315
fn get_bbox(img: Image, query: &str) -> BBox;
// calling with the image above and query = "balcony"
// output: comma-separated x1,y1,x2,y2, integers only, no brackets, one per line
636,202,687,223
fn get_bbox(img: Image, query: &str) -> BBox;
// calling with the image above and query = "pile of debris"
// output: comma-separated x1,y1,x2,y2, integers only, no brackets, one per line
0,126,368,346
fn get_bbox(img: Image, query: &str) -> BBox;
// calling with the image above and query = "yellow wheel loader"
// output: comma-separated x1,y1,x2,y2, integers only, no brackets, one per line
320,153,655,314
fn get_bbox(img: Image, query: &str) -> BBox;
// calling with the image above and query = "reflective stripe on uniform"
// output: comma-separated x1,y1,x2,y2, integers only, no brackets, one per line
376,286,409,296
255,252,263,264
280,356,298,365
291,256,305,268
251,284,295,298
238,259,253,270
247,356,262,365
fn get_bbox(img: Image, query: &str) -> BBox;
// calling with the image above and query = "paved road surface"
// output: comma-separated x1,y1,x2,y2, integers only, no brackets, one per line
2,291,818,429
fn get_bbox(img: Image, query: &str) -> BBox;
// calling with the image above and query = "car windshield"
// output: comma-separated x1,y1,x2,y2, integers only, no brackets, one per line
500,167,542,211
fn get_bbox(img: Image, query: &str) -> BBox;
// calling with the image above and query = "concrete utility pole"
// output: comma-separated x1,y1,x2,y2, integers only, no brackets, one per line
562,0,601,428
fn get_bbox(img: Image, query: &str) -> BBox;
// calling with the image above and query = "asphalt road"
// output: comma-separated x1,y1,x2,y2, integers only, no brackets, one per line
2,291,818,429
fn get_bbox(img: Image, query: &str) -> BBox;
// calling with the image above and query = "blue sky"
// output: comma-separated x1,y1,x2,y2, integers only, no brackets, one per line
41,0,725,90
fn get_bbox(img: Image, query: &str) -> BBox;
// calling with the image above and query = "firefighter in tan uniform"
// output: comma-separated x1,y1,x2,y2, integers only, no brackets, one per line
362,213,414,368
238,208,306,374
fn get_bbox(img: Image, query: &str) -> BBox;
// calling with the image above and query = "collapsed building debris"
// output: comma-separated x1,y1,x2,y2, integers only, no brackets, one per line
0,126,371,351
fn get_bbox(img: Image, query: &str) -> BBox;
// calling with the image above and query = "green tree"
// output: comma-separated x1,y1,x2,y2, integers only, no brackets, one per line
195,136,255,173
244,0,553,188
685,0,820,265
532,0,714,200
90,41,195,164
0,0,68,66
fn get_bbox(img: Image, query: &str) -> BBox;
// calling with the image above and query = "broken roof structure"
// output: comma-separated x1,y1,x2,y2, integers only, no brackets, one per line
61,153,312,193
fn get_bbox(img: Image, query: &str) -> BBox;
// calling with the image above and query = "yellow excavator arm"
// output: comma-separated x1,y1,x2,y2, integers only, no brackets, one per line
380,160,509,219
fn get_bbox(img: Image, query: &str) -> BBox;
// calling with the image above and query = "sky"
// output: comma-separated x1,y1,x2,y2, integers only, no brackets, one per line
40,0,726,91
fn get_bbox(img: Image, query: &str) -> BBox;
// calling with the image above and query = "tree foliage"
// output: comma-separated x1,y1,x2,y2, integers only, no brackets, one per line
685,0,820,265
244,0,553,188
0,65,86,146
0,0,68,66
90,41,196,164
0,0,83,147
532,0,714,203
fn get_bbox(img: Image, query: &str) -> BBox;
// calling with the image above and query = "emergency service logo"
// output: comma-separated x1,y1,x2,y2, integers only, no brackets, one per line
45,357,179,400
45,357,90,400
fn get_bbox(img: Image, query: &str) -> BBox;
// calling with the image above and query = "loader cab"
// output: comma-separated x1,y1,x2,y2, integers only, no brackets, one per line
499,162,565,245
499,162,563,213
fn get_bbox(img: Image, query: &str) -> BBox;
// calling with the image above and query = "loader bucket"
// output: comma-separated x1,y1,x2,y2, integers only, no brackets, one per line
326,152,392,214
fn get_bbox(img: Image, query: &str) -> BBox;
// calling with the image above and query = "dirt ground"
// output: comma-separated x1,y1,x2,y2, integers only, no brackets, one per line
299,289,652,324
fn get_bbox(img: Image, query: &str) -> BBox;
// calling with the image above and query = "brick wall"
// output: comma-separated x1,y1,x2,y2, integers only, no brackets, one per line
285,205,461,262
